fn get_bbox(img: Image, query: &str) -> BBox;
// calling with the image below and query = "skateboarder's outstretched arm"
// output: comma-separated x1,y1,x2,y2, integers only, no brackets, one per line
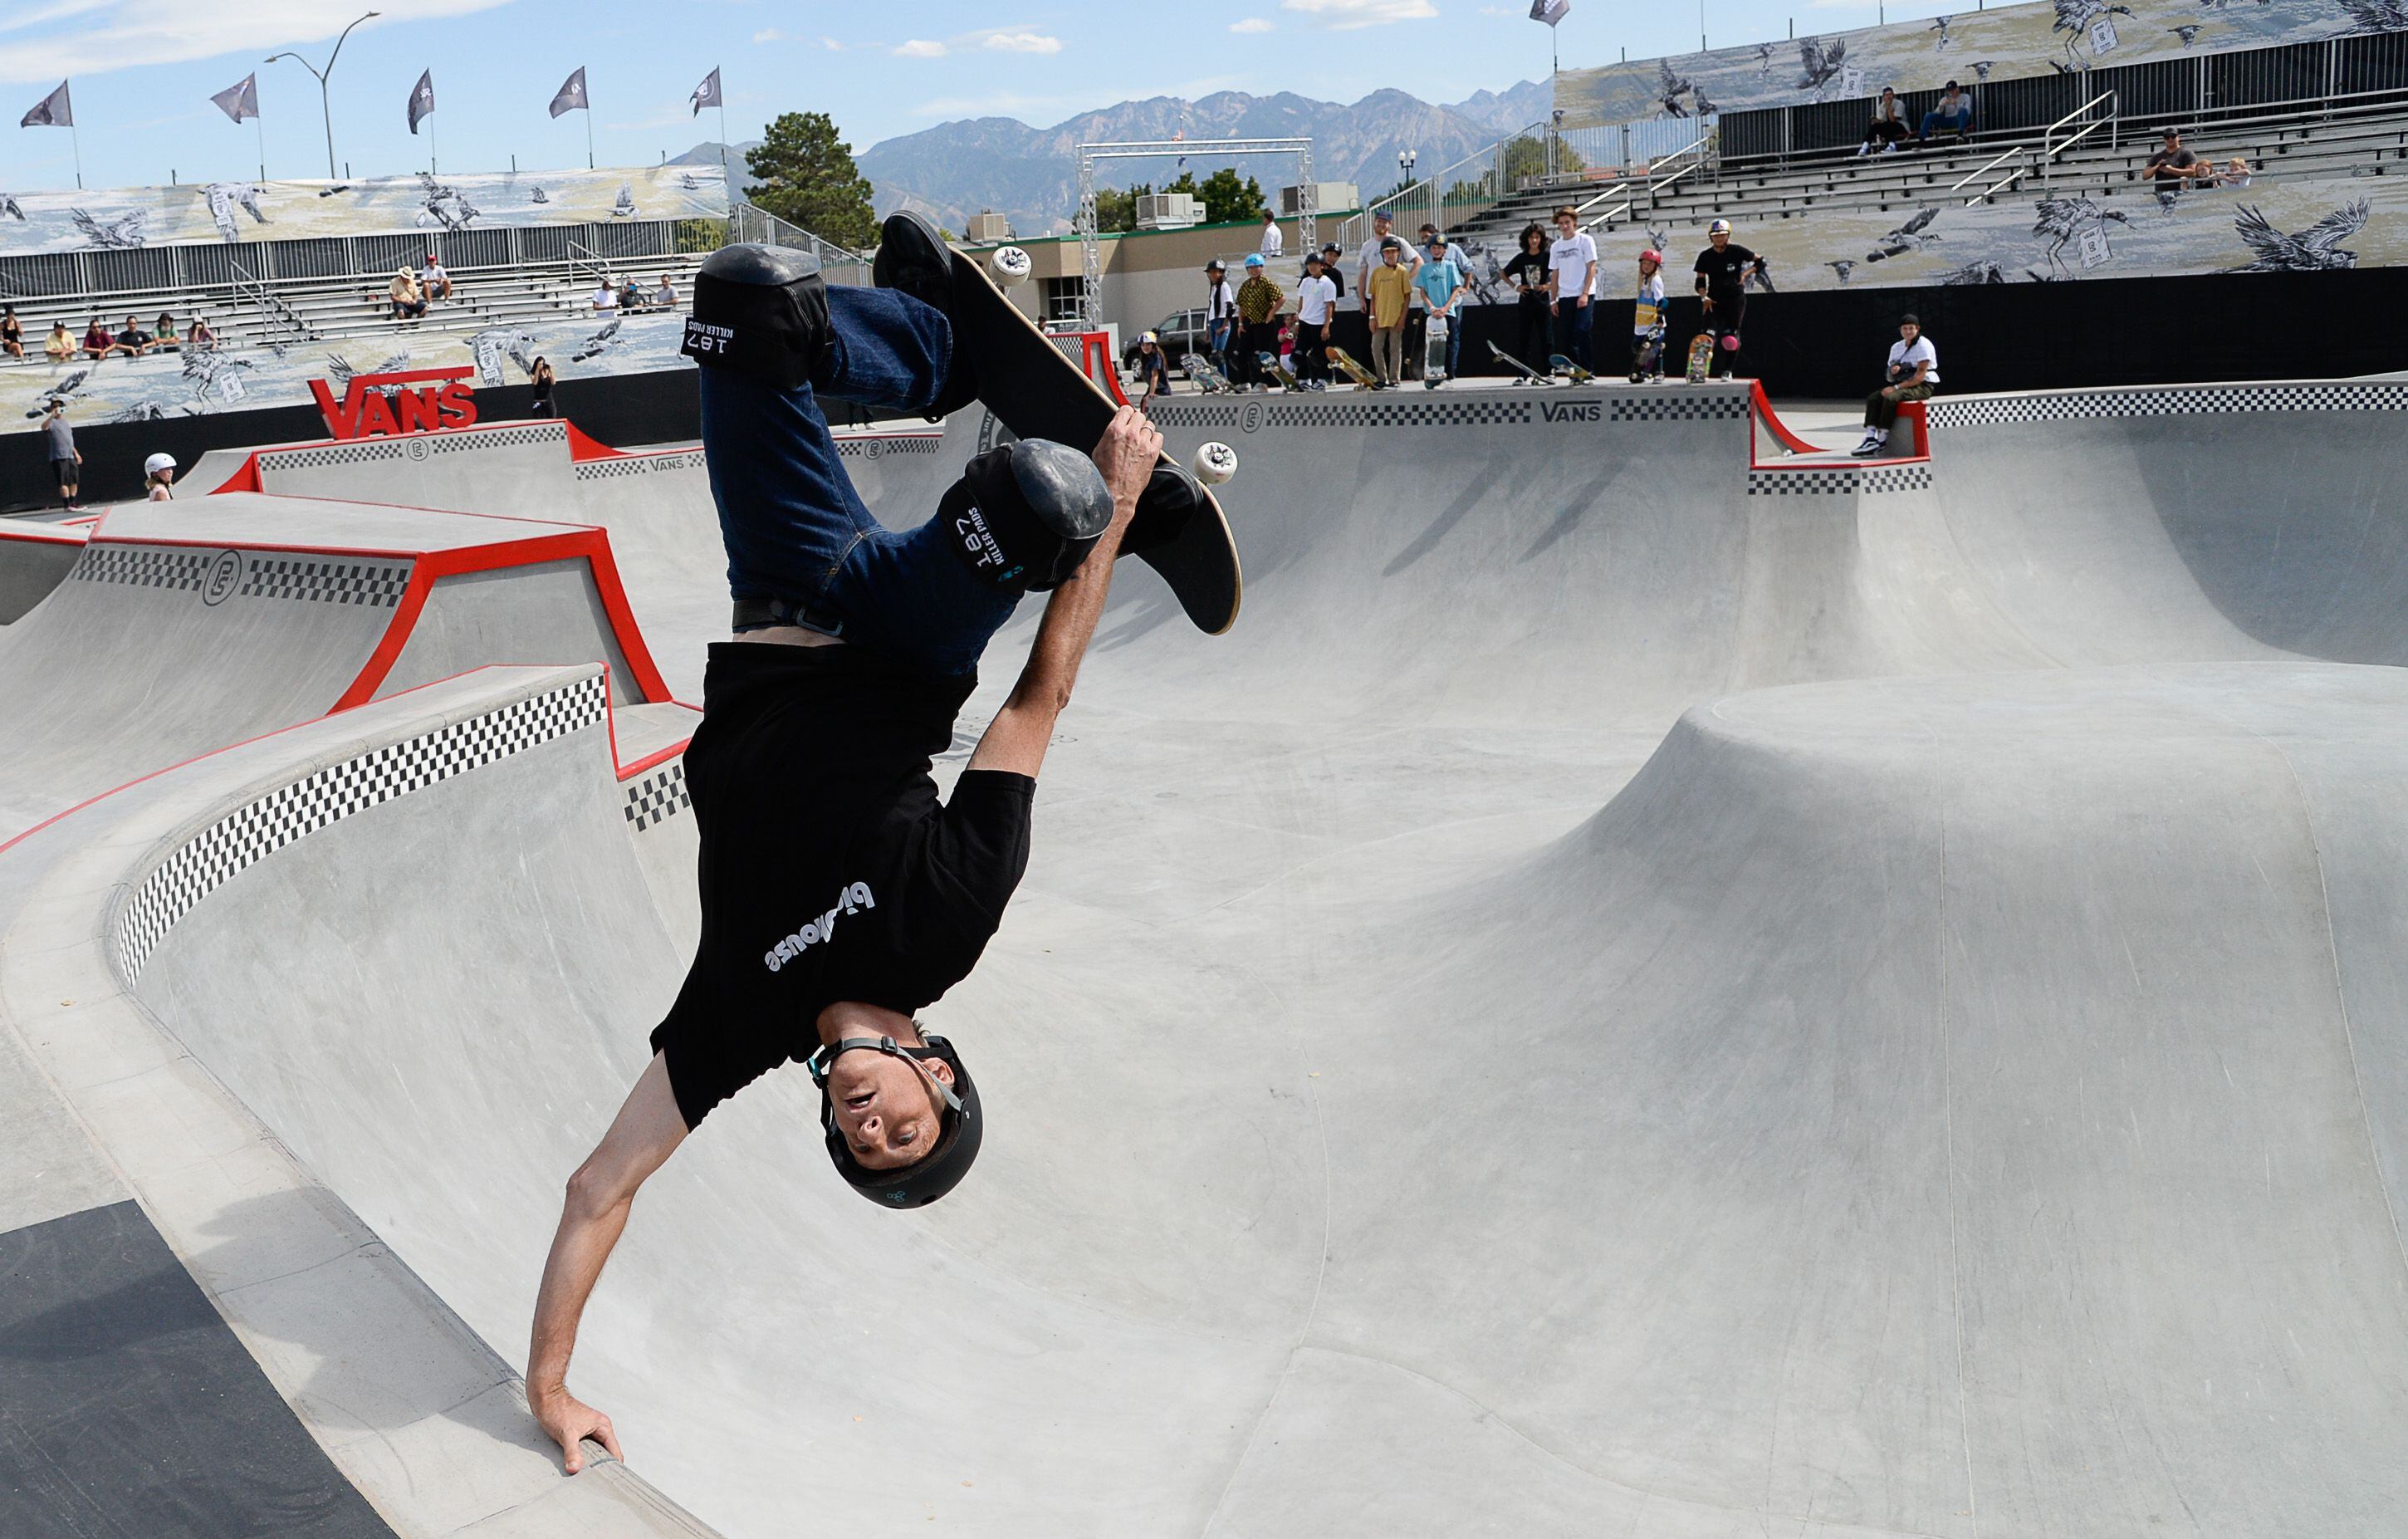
526,1051,687,1473
967,406,1160,779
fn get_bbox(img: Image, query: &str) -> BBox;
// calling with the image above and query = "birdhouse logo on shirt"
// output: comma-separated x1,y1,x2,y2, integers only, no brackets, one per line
765,882,877,973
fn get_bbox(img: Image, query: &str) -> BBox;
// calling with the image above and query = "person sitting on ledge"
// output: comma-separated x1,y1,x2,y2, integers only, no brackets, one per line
1854,312,1939,458
1859,88,1911,155
1918,81,1974,145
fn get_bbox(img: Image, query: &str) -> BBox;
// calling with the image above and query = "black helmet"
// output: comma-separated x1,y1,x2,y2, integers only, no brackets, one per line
808,1033,983,1208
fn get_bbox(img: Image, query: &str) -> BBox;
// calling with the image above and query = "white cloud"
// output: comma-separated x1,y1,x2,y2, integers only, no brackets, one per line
1279,0,1438,28
753,27,847,45
893,38,948,57
1230,17,1276,31
981,30,1062,53
913,90,1069,119
0,0,511,85
822,35,845,51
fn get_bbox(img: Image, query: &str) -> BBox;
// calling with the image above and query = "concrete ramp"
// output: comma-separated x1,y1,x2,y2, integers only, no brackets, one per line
0,493,667,842
0,520,86,624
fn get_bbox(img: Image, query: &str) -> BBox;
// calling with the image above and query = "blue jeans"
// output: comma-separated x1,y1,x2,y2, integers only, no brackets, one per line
1920,105,1971,140
1551,300,1594,369
699,284,1015,678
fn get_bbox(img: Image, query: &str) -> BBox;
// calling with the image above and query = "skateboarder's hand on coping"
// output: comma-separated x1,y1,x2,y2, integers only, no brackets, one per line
533,1387,622,1475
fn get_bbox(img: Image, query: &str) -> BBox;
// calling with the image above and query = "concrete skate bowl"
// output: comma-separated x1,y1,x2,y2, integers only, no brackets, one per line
11,379,2408,1536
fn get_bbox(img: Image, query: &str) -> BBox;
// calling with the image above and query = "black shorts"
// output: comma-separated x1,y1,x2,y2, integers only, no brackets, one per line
52,458,76,487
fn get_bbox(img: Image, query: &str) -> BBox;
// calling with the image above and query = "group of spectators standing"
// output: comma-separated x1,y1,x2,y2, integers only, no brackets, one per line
3,306,219,363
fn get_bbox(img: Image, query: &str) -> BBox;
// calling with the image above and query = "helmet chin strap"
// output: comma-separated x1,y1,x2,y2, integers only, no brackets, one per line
807,1035,964,1115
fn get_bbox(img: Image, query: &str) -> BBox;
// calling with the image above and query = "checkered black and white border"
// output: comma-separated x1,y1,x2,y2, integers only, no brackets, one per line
115,674,608,983
1613,394,1749,421
72,546,213,591
1927,383,2408,431
241,556,410,607
257,421,565,473
1748,463,1934,497
573,449,708,483
1153,397,1537,430
623,760,690,833
834,435,942,459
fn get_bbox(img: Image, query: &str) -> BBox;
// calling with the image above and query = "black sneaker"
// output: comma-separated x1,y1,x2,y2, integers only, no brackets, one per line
873,210,976,418
1849,439,1883,458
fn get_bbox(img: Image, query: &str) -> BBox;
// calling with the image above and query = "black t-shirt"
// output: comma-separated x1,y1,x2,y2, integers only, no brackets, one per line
1324,267,1345,299
2145,147,2198,181
1503,250,1549,301
648,642,1035,1129
1693,244,1760,300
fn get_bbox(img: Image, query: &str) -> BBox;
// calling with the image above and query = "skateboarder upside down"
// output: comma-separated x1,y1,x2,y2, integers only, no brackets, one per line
525,216,1162,1472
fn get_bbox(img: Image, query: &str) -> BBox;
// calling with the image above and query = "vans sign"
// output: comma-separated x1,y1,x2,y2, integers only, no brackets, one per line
308,365,479,439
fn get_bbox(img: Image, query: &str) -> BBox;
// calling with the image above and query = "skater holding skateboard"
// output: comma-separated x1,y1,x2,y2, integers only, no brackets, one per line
1629,249,1667,383
526,215,1207,1473
1294,250,1338,389
1692,219,1765,381
1415,234,1466,385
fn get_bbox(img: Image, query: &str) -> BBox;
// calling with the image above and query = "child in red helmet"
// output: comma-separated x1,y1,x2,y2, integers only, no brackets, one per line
1630,248,1667,384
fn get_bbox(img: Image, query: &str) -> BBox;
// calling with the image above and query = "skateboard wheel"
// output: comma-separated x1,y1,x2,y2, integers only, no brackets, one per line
990,247,1033,287
1191,441,1238,485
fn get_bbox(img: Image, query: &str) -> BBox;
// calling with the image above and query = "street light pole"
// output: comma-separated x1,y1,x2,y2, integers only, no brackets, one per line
267,11,380,181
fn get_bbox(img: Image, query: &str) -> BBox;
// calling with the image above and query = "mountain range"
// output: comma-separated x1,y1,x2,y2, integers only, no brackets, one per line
678,79,1553,238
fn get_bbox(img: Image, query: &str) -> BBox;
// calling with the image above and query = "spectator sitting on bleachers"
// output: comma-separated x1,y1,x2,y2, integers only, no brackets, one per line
1918,81,1973,145
2141,128,2212,192
651,274,677,309
1859,89,1911,156
46,321,76,361
618,275,644,311
186,316,218,350
1,306,22,360
592,276,620,313
420,252,453,302
154,311,179,352
114,316,156,355
389,267,428,319
2211,157,2254,189
81,318,115,359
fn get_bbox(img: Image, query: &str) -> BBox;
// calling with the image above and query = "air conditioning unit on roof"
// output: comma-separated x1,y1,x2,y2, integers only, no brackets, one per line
1136,193,1202,229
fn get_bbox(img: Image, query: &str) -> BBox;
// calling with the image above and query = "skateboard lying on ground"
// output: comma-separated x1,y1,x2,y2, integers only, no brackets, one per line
1488,342,1551,385
1256,351,1299,390
1549,352,1595,385
1327,346,1379,389
1686,331,1714,385
1421,315,1450,390
1182,351,1233,392
950,244,1242,634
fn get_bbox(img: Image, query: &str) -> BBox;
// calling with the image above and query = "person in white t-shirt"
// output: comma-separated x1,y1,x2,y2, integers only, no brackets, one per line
1292,248,1338,389
1356,209,1421,309
420,252,453,303
592,277,619,313
1546,204,1598,372
1260,209,1285,258
1855,313,1940,458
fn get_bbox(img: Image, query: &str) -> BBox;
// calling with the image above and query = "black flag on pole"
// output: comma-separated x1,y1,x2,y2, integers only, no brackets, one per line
1529,0,1571,22
690,67,722,116
408,70,435,134
20,80,72,129
211,73,260,124
549,67,589,119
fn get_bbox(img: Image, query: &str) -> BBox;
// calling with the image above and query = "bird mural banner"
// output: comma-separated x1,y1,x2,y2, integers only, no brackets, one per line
550,68,589,119
211,74,260,125
20,80,72,129
1554,0,2371,130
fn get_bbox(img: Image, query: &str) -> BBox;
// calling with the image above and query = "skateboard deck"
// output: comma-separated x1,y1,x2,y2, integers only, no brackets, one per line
1548,352,1595,385
1328,346,1378,389
1421,315,1449,389
1686,331,1714,385
1181,350,1232,393
1487,341,1549,385
1255,351,1298,390
949,245,1241,634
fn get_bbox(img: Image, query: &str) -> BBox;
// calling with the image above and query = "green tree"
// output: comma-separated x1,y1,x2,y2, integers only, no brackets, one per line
1094,182,1153,233
742,111,877,248
1191,167,1268,226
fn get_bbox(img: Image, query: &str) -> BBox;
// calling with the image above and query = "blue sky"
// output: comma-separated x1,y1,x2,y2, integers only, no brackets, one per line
2,0,1961,190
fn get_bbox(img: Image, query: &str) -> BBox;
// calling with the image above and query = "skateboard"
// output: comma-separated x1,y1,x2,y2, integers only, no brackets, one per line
950,243,1241,634
1327,346,1379,389
1488,341,1550,385
1182,351,1233,393
1548,353,1595,385
1421,315,1449,389
1629,326,1667,385
1256,351,1298,390
1685,331,1714,385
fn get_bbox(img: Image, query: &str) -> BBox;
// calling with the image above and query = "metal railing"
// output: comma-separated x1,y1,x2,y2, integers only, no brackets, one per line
1952,90,2118,205
725,201,873,282
1335,120,1548,254
1577,129,1718,232
228,258,316,345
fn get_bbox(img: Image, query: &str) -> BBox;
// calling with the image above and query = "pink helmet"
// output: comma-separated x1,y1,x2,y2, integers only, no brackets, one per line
1638,248,1663,265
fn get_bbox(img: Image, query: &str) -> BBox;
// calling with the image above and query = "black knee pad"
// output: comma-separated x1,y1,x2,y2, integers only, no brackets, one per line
683,243,830,389
938,440,1113,592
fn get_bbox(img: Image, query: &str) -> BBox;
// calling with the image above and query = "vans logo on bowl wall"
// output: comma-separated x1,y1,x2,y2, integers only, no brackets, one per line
307,365,478,440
